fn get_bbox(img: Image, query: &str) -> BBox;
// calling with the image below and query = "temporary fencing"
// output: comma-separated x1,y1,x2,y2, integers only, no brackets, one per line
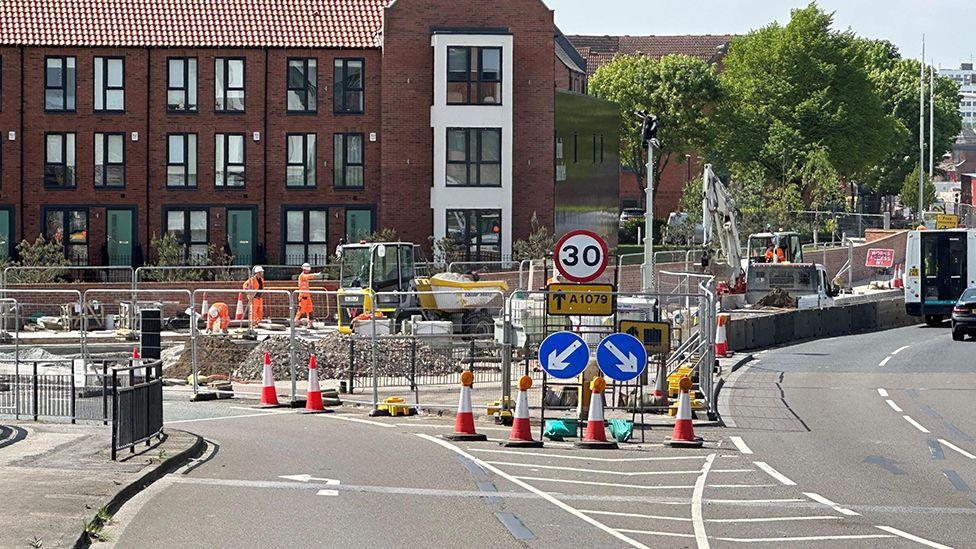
3,265,134,287
135,265,252,286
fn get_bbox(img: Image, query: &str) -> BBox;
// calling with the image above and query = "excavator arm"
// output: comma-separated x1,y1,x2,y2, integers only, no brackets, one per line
702,164,746,294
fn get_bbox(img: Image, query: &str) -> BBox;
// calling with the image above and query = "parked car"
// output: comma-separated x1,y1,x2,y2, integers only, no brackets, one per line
951,287,976,341
618,208,644,228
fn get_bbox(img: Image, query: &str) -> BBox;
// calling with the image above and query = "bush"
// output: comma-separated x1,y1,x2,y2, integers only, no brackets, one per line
512,213,555,262
618,217,666,245
142,233,237,282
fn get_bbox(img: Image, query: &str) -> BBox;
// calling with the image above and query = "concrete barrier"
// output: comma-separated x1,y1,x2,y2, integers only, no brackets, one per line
728,297,918,351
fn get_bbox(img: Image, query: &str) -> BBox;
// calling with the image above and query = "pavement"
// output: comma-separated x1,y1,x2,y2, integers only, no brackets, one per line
0,421,201,548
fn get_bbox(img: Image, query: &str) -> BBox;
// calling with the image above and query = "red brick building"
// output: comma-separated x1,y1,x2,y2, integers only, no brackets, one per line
0,0,609,266
568,34,732,217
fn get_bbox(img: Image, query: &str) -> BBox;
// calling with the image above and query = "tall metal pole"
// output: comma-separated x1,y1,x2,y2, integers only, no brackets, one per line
929,63,935,181
919,36,925,220
642,141,654,292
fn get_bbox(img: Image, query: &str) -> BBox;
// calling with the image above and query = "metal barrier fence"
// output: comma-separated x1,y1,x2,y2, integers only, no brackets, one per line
3,265,133,286
111,359,164,460
135,265,251,285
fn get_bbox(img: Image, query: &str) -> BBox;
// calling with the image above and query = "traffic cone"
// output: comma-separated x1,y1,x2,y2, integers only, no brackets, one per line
444,371,487,441
258,352,281,408
666,377,703,448
302,354,328,414
504,375,543,448
131,347,142,368
234,292,245,321
715,313,731,358
651,362,669,407
200,293,209,322
576,377,618,449
893,264,904,289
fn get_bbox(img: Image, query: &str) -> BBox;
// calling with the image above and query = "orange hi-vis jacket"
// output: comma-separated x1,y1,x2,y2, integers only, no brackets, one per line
207,302,230,332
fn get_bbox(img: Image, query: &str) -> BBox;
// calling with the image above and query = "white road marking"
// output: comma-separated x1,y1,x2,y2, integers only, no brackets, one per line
316,489,339,496
511,476,694,491
903,415,931,433
938,439,976,460
708,516,841,524
581,510,692,522
395,423,511,432
878,388,889,397
484,461,703,476
166,410,298,425
711,469,755,473
886,400,904,412
753,461,797,486
707,484,776,488
469,448,706,462
692,454,715,549
417,434,650,549
616,529,696,538
716,534,894,543
729,436,753,454
803,492,860,516
892,346,911,355
879,356,892,367
875,525,955,549
708,498,805,504
317,414,397,428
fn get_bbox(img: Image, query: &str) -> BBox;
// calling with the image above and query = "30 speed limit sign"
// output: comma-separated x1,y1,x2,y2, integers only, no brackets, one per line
554,230,609,283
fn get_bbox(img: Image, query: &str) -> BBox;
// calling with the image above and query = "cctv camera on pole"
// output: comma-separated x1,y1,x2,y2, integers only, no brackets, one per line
636,110,660,293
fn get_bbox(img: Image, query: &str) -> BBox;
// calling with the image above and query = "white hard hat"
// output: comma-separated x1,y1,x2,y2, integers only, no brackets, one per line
253,265,265,274
301,263,311,270
208,305,219,318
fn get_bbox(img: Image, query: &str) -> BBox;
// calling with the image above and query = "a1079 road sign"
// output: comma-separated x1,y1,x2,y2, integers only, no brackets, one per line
554,230,609,283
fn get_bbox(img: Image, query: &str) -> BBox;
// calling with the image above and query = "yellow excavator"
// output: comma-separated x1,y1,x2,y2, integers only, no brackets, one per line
336,242,507,335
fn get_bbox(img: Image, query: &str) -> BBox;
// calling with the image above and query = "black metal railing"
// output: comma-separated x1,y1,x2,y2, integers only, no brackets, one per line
0,360,113,423
111,359,164,461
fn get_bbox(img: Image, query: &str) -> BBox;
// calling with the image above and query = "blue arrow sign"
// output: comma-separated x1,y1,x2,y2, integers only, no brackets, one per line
539,331,589,379
596,333,648,382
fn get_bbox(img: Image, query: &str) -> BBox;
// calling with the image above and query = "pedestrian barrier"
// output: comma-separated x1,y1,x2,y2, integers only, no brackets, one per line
666,377,703,448
505,376,542,448
443,371,487,442
111,358,164,460
575,377,617,449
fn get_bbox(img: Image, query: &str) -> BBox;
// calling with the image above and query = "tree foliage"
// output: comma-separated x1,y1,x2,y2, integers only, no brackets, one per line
9,236,70,283
512,213,555,262
590,53,721,205
712,4,902,189
899,165,937,217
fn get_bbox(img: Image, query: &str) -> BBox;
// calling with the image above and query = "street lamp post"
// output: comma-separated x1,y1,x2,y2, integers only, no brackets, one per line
638,111,659,293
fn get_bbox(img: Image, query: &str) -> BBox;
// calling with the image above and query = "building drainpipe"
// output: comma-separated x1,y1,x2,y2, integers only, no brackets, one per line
18,47,25,245
262,47,269,264
145,47,151,266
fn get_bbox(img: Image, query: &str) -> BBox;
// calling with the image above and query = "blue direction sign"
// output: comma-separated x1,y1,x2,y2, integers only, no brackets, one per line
596,333,648,382
539,331,590,379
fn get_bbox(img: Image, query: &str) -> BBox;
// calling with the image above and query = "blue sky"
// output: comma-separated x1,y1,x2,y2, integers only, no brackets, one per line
545,0,975,68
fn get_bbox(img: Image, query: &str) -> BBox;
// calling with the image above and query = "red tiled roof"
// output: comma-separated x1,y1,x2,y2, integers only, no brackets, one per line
0,0,390,48
568,34,733,75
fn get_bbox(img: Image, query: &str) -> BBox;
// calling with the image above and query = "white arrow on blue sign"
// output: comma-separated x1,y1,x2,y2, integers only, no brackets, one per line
596,333,648,382
539,331,590,379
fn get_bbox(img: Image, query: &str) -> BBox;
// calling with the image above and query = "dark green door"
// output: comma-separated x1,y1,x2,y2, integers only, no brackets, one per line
227,209,254,266
106,209,133,266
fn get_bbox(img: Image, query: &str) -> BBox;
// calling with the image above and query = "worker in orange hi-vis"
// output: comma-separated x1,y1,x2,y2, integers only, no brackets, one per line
206,302,230,334
295,263,324,329
243,265,266,329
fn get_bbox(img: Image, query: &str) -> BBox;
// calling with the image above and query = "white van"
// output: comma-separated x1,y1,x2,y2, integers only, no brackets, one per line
904,229,976,326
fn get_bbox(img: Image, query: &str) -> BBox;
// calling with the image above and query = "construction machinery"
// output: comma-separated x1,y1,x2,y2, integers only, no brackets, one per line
336,241,507,335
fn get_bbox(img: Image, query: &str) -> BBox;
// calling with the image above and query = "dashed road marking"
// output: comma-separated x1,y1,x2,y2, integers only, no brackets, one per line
939,439,976,460
892,345,911,355
904,415,931,433
878,388,889,397
616,529,695,539
708,516,841,524
511,476,694,491
707,484,776,488
875,526,954,549
879,356,892,367
729,436,753,454
469,448,706,462
484,461,703,476
803,492,860,516
754,461,797,486
316,489,338,496
317,413,397,428
708,498,806,504
886,400,904,412
416,434,650,549
715,534,894,543
580,510,692,522
692,454,716,549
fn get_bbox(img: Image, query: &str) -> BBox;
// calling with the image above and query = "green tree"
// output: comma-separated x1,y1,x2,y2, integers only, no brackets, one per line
801,146,846,211
712,4,902,188
590,53,721,207
899,164,936,217
854,39,962,204
9,236,69,284
365,228,398,243
512,213,555,261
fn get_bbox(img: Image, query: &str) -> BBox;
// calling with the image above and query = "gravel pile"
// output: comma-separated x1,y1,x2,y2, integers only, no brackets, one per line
755,287,796,309
166,337,251,379
233,333,461,381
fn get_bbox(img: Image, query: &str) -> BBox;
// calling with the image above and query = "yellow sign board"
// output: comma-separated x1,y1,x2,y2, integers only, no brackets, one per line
936,214,959,229
619,320,672,355
546,283,615,316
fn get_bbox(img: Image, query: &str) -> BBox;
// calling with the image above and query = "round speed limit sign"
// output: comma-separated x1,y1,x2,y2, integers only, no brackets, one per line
554,230,609,283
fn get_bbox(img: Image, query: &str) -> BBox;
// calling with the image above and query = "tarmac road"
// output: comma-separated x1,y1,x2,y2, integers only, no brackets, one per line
722,323,976,548
102,323,976,548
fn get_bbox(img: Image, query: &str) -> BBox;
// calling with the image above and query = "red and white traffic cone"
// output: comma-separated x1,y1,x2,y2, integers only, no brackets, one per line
715,313,732,358
444,371,487,441
303,354,327,414
504,376,543,448
576,377,618,449
258,352,281,408
651,362,669,407
893,264,904,289
234,292,245,321
666,377,703,448
200,293,209,321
